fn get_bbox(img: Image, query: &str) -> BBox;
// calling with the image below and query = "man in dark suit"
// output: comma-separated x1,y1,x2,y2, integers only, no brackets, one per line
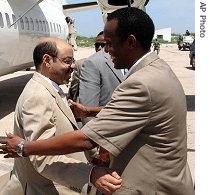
68,31,123,108
76,31,123,168
67,31,105,102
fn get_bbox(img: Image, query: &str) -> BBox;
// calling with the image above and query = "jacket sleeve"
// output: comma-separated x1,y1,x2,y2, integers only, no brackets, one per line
79,58,101,125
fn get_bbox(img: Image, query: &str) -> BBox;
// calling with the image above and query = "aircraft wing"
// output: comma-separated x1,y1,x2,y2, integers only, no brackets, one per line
62,0,150,15
63,1,98,13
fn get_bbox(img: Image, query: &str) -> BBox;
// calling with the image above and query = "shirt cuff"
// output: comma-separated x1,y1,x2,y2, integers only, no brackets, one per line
88,165,96,186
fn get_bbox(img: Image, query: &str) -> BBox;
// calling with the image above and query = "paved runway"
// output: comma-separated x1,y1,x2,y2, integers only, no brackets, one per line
0,44,195,189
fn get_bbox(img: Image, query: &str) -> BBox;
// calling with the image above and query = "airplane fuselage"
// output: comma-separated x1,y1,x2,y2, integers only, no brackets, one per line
0,0,68,76
0,0,149,77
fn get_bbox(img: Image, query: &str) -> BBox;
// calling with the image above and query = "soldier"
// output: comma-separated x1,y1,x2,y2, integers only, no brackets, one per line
153,38,160,55
65,16,78,51
186,29,190,36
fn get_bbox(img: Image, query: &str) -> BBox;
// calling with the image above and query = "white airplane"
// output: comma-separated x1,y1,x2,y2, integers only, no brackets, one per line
0,0,98,77
0,0,149,77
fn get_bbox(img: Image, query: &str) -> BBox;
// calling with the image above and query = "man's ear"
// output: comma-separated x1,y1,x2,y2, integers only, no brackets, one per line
127,34,137,49
43,54,52,68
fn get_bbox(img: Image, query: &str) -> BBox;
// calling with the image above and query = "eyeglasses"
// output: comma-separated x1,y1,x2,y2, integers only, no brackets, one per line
55,56,75,65
94,42,106,48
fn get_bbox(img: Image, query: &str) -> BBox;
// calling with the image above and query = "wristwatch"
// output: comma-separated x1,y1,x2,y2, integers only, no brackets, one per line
16,140,25,157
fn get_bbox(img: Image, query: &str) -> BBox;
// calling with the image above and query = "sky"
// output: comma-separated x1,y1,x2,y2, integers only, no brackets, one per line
63,0,195,37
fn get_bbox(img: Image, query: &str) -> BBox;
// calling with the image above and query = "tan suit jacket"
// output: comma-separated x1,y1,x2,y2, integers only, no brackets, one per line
82,52,194,194
4,72,91,195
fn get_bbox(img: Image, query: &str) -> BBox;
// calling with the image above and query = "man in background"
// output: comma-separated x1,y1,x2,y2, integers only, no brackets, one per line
65,16,78,51
153,38,160,54
78,31,124,126
77,31,124,166
68,31,108,103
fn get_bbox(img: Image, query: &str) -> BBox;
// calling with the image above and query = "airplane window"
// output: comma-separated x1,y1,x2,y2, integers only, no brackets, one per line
46,21,49,32
20,17,24,30
59,24,61,33
5,13,11,28
25,17,29,30
42,21,45,31
0,12,4,28
53,23,56,32
108,0,134,6
56,24,59,33
30,18,34,31
12,14,17,29
50,22,53,32
35,19,39,31
39,20,43,31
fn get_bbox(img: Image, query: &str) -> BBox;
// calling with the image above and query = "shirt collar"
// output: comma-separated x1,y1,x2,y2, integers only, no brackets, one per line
36,72,60,93
124,51,152,80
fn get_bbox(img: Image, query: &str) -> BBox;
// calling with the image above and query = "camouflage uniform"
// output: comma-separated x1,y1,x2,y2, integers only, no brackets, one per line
153,39,160,55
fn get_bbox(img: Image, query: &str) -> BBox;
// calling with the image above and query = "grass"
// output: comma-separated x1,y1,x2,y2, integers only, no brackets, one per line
76,34,195,47
76,36,96,48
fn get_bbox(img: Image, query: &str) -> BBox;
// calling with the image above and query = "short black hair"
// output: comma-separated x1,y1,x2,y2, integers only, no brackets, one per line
107,7,154,50
33,41,58,68
97,31,104,37
65,16,70,22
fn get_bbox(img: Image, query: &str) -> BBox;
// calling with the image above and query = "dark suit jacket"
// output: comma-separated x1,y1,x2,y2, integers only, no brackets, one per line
68,58,85,102
79,49,124,125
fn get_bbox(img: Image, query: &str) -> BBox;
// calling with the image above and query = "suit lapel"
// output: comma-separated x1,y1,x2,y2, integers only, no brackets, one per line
33,72,78,129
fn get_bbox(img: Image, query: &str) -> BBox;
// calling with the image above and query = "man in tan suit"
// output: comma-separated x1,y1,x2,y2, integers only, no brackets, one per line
0,37,122,195
1,8,194,195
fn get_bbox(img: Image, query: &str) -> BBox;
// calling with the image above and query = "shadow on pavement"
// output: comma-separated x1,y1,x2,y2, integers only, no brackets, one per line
187,148,195,152
0,74,33,119
185,66,195,71
0,74,195,117
186,95,195,112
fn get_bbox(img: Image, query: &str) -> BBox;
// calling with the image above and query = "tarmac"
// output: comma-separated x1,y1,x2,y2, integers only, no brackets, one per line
0,44,195,190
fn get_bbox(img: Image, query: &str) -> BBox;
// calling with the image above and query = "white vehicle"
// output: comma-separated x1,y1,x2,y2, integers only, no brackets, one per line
0,0,97,77
178,35,194,51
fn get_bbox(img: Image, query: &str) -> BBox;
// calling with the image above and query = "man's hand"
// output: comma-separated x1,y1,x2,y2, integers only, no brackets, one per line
69,100,103,118
0,132,24,158
91,166,122,195
69,100,88,118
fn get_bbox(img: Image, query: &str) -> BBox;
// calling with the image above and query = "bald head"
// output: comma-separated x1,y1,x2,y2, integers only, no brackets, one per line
39,37,70,45
33,37,75,85
33,37,73,69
